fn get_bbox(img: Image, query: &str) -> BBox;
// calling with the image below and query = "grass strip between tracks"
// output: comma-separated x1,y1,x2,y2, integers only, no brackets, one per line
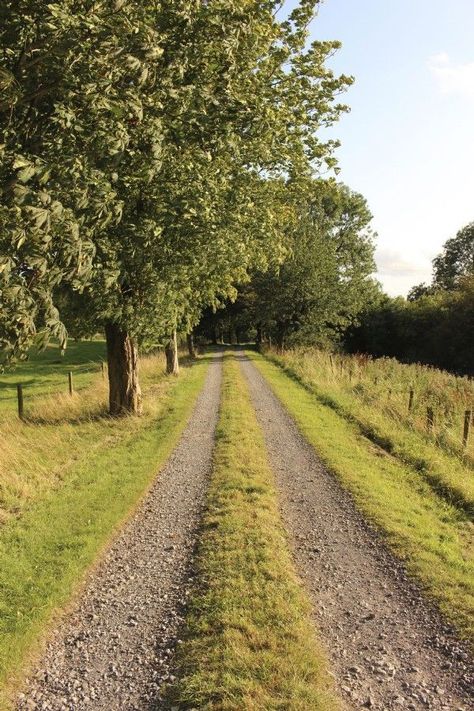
249,350,474,646
166,353,338,711
0,355,210,710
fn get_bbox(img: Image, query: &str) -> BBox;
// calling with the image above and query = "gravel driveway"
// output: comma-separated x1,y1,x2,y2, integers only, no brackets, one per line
16,353,222,711
239,352,473,711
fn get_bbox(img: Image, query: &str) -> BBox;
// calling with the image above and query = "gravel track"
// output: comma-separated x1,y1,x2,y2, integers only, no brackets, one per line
16,353,223,711
239,352,473,711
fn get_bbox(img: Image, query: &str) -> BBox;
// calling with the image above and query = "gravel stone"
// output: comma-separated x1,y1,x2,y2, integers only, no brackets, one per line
16,353,223,711
239,352,474,711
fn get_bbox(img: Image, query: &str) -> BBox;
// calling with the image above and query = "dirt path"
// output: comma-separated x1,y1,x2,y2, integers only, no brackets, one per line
239,353,473,711
16,353,223,711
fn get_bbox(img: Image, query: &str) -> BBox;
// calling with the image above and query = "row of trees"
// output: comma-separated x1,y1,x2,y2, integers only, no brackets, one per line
198,214,472,376
198,179,377,349
346,224,474,374
1,0,355,413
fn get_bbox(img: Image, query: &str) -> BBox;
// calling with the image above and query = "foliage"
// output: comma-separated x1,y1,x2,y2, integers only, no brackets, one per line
1,1,353,364
432,222,474,290
198,179,377,347
348,276,474,374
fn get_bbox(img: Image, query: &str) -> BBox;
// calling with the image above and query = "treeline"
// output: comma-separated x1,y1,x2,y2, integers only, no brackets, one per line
198,221,473,377
0,1,357,414
198,180,378,349
347,224,474,375
345,277,474,375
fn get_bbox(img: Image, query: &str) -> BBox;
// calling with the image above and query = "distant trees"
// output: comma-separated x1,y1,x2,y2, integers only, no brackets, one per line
348,223,474,374
197,179,377,349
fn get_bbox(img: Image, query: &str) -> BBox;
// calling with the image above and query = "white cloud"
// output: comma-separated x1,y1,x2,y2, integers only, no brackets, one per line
375,248,428,279
428,52,474,99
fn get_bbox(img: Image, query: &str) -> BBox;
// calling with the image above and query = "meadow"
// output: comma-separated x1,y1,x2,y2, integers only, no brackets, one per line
252,348,474,642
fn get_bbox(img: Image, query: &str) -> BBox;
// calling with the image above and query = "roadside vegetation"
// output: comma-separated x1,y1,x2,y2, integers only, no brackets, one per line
249,351,474,645
0,340,105,413
166,354,338,711
265,346,474,514
0,343,210,709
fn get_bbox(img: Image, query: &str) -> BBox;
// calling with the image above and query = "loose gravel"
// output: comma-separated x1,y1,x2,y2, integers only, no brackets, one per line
239,352,473,711
16,353,223,711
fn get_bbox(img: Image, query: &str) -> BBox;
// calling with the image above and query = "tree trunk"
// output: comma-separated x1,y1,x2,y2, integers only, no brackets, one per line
105,322,142,416
256,323,263,350
165,330,180,375
276,322,286,353
187,332,197,359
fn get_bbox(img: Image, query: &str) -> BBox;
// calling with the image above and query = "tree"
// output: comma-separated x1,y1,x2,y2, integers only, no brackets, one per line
432,222,474,290
246,179,376,348
2,1,353,413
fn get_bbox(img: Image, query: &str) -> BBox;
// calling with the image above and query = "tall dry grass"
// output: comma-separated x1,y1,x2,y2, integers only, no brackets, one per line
267,346,474,515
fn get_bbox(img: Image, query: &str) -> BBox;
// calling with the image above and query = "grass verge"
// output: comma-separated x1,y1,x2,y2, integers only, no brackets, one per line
249,351,474,647
166,353,338,711
264,348,474,517
0,354,210,710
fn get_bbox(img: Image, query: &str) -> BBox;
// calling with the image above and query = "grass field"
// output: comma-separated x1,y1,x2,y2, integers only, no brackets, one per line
0,340,106,414
250,350,474,646
0,342,210,709
166,353,338,711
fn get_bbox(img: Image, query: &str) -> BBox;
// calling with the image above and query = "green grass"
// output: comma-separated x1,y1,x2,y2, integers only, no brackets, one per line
265,347,474,517
249,350,474,647
0,352,210,710
166,353,338,711
0,340,106,413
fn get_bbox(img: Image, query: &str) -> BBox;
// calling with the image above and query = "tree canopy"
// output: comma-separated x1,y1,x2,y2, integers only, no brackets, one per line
1,0,356,412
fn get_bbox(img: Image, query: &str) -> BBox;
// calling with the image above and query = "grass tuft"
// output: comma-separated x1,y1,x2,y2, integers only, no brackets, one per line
166,353,338,711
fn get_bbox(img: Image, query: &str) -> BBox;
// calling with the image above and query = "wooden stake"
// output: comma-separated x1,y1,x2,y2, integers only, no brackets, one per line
68,371,74,395
408,389,414,413
17,384,24,420
101,361,105,379
427,407,434,433
463,410,471,448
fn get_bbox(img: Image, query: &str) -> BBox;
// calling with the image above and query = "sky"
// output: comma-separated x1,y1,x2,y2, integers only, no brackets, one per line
285,0,474,295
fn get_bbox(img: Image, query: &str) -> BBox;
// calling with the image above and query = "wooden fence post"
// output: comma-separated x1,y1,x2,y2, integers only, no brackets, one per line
463,410,471,448
68,371,74,395
408,389,414,413
426,407,434,433
17,384,24,420
101,361,105,379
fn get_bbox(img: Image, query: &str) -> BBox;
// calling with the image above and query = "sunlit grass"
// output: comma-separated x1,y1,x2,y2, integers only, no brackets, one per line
0,347,210,710
251,350,474,647
264,347,474,516
166,353,339,711
0,347,169,524
0,340,107,413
